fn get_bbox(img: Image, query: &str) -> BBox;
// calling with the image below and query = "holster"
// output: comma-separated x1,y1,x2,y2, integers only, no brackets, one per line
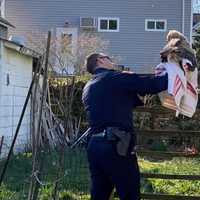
106,127,135,157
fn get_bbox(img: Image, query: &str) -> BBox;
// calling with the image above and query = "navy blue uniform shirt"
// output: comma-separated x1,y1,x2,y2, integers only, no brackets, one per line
82,68,168,133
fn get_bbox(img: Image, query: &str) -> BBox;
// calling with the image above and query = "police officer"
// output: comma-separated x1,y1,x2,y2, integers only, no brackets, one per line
82,53,168,200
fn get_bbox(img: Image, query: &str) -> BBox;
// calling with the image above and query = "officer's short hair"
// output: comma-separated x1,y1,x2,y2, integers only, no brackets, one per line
86,53,99,74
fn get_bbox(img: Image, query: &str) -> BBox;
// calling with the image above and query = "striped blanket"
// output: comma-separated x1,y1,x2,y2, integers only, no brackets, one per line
155,60,198,117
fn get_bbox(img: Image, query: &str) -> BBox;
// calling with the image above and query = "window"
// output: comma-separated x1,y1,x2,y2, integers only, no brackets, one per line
61,33,73,54
145,19,167,31
55,28,78,74
98,17,119,32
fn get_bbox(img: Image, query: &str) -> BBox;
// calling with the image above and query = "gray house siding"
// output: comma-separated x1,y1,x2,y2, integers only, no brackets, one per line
5,0,192,73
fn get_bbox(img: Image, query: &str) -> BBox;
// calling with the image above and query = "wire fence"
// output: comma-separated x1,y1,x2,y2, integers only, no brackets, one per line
1,108,200,199
1,136,200,200
0,146,91,200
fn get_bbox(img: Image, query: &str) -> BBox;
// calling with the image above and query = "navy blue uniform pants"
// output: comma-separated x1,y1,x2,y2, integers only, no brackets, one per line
87,137,140,200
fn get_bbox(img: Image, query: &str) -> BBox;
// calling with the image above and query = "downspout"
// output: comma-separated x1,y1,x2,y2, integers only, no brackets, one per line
190,0,193,45
1,0,5,18
182,0,185,35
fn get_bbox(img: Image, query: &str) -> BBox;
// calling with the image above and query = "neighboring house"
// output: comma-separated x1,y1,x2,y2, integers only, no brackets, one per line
4,0,193,73
0,17,40,157
193,13,200,33
192,14,200,38
193,13,200,26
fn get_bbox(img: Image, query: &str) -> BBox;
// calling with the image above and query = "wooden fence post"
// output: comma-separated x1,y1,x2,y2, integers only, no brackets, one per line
0,136,4,157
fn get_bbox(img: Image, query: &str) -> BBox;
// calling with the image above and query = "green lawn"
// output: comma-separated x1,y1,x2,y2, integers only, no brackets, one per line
140,158,200,195
0,149,200,200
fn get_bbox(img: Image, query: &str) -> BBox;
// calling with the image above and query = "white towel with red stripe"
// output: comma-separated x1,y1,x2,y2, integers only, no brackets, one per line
155,61,198,117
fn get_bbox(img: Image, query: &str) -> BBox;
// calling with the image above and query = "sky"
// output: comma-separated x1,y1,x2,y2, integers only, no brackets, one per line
193,0,200,13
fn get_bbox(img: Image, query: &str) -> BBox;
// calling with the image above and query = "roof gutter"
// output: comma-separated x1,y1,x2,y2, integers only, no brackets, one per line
0,17,15,28
1,38,41,58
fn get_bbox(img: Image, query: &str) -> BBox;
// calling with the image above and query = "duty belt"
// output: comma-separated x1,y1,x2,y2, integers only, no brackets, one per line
92,131,106,138
91,127,135,156
92,127,125,139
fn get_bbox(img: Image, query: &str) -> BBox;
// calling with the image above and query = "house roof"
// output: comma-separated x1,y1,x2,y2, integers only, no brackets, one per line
0,37,41,58
193,21,200,31
0,16,15,28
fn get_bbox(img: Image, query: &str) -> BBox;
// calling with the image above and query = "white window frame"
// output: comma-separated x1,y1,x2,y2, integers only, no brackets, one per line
55,27,78,74
98,17,120,32
145,19,167,32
